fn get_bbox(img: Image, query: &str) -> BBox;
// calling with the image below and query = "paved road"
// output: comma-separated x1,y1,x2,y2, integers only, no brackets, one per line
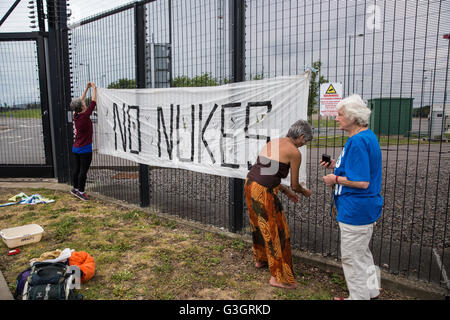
0,117,46,164
308,143,450,164
313,117,433,136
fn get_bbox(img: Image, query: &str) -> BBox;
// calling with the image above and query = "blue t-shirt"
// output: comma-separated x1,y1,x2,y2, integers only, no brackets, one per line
334,129,383,225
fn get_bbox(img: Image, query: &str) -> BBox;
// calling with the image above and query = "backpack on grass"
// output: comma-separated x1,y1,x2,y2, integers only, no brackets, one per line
15,262,82,300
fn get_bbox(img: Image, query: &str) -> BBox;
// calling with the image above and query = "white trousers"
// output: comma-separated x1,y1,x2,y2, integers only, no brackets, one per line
339,222,380,300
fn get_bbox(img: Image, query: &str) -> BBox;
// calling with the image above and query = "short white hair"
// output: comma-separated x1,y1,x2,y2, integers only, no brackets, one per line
336,94,371,127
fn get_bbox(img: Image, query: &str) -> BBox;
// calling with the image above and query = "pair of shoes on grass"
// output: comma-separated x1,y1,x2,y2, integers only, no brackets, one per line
70,188,89,201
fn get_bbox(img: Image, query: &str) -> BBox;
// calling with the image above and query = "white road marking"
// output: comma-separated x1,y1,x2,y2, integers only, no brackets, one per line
433,248,450,290
8,138,32,144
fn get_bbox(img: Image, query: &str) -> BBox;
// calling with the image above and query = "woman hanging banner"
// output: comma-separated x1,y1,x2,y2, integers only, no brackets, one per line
96,72,310,183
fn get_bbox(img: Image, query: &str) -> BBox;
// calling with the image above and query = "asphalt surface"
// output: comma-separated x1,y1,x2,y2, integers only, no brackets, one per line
0,118,46,165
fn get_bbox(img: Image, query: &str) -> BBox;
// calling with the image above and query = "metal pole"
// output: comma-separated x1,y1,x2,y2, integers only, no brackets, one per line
135,2,150,207
348,35,352,96
228,0,245,233
150,41,155,88
0,0,21,28
168,0,173,87
36,0,45,32
46,0,72,183
80,63,90,82
347,33,364,96
36,35,53,169
428,69,433,107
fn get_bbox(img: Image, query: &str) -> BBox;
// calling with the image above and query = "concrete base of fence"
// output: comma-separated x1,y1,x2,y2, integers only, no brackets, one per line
288,248,448,300
0,178,447,300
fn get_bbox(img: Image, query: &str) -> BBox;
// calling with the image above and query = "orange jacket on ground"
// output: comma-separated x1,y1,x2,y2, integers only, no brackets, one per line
69,251,95,283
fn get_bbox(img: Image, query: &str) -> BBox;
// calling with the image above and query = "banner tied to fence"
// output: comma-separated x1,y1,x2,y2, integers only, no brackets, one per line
97,72,311,184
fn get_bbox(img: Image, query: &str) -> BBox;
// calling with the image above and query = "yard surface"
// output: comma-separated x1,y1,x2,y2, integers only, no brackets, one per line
0,187,412,300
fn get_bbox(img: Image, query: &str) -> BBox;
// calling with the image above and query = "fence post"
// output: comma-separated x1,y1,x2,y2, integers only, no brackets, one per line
168,0,173,87
46,0,73,183
228,0,246,233
135,3,150,207
35,0,49,166
36,35,53,168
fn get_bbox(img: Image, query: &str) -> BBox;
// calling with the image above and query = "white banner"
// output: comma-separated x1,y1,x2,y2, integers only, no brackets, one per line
97,73,311,184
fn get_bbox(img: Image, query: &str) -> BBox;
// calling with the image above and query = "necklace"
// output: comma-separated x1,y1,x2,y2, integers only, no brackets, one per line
351,126,365,137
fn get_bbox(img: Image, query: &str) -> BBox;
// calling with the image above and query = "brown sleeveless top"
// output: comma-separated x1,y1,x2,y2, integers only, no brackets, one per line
247,156,290,189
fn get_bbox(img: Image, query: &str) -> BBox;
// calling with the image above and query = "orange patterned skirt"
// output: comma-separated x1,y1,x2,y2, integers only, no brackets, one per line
244,178,295,285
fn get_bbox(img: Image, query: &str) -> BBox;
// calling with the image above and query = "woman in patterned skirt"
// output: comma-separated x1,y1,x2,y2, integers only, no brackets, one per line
245,120,313,289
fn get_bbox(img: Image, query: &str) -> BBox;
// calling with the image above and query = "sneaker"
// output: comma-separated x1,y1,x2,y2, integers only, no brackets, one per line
75,191,89,201
70,188,79,196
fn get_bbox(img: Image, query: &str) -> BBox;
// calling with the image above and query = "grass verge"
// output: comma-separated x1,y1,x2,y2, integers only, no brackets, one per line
0,108,41,119
0,187,411,300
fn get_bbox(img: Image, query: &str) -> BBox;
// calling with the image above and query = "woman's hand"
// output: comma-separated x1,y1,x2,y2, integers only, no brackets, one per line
285,189,299,203
89,82,97,102
320,159,336,169
301,187,312,197
279,185,300,203
322,174,336,187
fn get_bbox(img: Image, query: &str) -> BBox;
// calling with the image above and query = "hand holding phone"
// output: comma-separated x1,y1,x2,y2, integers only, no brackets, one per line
322,154,331,164
320,154,335,169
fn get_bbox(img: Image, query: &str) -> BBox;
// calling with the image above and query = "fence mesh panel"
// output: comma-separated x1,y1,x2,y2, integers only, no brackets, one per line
66,0,449,288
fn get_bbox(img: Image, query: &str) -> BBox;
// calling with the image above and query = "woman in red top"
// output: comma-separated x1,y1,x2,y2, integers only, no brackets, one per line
69,82,97,201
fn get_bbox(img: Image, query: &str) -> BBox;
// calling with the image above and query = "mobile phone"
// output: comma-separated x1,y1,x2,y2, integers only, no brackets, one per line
322,154,331,164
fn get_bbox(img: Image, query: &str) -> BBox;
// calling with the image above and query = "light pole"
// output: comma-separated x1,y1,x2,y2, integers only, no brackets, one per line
347,33,364,96
356,79,363,95
423,69,434,107
443,34,449,137
79,62,91,82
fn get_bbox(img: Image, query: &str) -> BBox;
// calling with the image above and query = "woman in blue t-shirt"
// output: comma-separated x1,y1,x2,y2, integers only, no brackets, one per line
320,94,383,300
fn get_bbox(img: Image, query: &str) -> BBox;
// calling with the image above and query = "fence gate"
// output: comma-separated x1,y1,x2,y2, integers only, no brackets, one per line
0,33,53,178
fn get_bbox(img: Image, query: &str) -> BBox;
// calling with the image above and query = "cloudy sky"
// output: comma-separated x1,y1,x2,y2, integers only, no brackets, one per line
0,0,135,106
1,0,449,109
0,0,135,32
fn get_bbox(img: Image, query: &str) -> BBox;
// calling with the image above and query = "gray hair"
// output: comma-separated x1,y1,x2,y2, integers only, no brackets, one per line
336,94,371,127
70,98,83,113
286,119,313,143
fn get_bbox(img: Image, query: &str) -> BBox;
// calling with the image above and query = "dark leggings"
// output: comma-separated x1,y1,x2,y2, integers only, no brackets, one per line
72,152,92,192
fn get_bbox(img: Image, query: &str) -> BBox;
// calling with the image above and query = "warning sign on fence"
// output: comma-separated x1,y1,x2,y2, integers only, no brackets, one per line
320,82,343,117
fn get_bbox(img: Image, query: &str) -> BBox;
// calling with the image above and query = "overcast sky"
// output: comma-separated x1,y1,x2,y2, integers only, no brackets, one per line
0,0,134,32
0,0,135,105
1,0,449,109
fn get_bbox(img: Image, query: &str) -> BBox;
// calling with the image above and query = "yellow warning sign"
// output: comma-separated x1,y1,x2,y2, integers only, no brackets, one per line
326,84,336,94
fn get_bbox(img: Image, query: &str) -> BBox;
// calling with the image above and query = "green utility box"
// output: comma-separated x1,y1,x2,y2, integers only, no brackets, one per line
368,98,414,136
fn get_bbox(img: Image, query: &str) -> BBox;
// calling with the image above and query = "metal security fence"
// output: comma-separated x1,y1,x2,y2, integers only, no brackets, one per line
46,0,450,291
144,0,233,229
242,0,450,289
0,33,53,177
0,40,45,165
69,4,140,205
